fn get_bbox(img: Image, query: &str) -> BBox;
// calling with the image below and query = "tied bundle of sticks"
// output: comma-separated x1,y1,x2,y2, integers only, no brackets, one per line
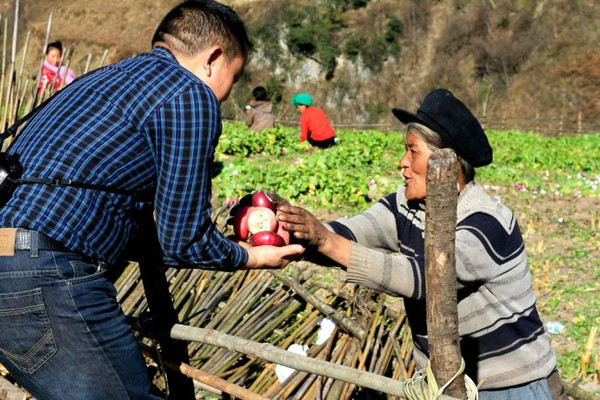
114,202,416,399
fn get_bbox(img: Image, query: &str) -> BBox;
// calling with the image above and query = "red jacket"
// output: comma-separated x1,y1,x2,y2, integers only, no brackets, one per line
299,106,336,142
38,60,76,93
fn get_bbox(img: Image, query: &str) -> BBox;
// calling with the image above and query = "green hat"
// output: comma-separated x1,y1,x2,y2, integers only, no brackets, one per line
292,93,313,107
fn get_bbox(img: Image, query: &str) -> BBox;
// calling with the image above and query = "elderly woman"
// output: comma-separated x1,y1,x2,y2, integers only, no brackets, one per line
278,89,565,399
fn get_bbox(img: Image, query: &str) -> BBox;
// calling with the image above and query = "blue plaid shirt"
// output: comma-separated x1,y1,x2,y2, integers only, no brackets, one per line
0,47,248,269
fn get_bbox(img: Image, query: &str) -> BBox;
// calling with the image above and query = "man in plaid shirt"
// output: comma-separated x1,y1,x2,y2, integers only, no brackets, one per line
0,1,303,398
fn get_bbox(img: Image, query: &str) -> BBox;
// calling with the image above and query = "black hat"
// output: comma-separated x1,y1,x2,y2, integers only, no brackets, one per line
392,89,493,167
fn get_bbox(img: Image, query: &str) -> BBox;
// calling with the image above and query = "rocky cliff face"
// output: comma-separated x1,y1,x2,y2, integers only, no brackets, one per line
1,0,598,133
232,0,600,133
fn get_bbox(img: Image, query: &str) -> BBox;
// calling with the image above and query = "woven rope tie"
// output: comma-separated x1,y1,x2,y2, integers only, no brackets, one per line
403,358,479,400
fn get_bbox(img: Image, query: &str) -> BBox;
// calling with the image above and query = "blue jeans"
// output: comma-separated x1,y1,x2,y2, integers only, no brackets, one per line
0,249,162,399
479,377,553,400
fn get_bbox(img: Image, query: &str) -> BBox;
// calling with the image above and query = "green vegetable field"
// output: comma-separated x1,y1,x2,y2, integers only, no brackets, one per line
213,121,600,385
214,122,599,212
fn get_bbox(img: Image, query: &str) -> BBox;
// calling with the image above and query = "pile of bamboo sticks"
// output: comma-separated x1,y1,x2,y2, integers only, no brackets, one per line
114,207,415,399
116,262,414,399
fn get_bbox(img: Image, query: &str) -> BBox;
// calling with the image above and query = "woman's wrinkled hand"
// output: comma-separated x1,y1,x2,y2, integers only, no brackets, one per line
276,205,330,250
266,190,290,209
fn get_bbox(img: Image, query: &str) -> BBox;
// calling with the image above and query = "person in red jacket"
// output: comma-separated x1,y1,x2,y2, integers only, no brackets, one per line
38,41,76,94
292,93,337,148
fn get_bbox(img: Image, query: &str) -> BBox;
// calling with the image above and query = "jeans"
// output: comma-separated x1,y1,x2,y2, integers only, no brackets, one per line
0,249,162,399
479,376,553,400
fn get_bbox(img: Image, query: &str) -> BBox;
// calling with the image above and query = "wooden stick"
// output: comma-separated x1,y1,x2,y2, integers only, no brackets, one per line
83,52,93,74
425,148,465,398
1,0,18,131
170,324,460,399
368,309,387,372
271,270,365,340
32,12,52,107
0,15,6,110
14,29,29,102
162,360,269,400
98,48,108,68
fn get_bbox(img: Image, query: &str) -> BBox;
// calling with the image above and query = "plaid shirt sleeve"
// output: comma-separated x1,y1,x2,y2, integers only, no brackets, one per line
145,84,248,270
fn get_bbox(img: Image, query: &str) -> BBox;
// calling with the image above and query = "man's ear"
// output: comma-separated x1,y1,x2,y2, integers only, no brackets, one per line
205,46,224,77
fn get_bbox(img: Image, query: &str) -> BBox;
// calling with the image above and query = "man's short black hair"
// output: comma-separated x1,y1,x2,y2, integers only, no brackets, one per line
152,0,249,62
46,41,63,55
252,86,269,101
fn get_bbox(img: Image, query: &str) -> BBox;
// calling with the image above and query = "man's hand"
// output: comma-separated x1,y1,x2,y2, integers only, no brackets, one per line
243,243,304,270
276,205,330,250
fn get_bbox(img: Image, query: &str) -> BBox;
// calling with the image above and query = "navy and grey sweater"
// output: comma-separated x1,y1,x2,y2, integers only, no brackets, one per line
328,182,556,389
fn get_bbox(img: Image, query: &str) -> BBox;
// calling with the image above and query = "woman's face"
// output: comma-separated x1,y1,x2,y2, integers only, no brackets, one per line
45,48,61,67
400,130,433,201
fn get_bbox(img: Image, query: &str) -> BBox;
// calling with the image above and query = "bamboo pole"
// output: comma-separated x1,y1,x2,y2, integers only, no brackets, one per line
294,328,337,400
425,148,465,398
0,15,6,107
83,52,93,74
58,48,72,90
98,48,108,67
374,315,404,375
14,29,28,103
32,12,52,108
206,291,306,376
1,0,18,130
368,309,387,372
170,324,460,399
269,342,330,399
322,337,355,399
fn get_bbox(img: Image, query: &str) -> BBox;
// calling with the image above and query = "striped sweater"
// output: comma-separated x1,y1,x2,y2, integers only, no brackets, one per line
327,182,556,389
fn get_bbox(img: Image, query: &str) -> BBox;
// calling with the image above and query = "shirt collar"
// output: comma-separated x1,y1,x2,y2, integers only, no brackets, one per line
152,46,178,63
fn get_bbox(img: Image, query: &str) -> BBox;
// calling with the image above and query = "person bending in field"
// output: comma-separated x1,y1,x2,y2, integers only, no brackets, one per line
244,86,275,132
277,89,566,400
38,40,76,93
292,93,337,149
0,1,303,399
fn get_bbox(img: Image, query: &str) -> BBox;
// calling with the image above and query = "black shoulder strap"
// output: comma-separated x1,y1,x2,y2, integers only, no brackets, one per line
13,177,139,196
0,68,153,202
0,93,59,147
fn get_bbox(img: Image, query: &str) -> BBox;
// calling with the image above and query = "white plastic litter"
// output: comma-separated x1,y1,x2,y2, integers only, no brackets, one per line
546,321,565,334
315,318,336,345
275,344,309,382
